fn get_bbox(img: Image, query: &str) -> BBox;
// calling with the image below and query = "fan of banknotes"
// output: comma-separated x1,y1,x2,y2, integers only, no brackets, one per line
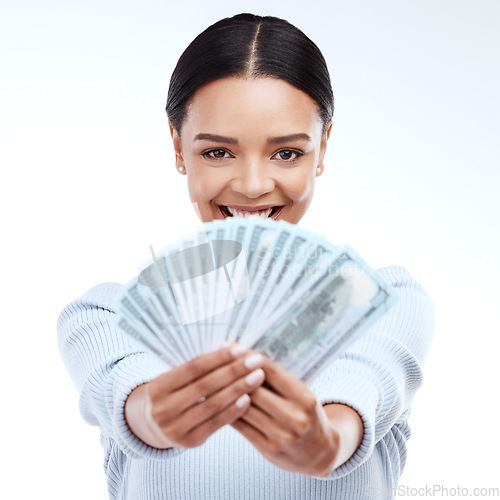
114,216,398,383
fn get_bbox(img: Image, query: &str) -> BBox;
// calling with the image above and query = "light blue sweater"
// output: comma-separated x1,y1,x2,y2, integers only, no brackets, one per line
57,265,434,499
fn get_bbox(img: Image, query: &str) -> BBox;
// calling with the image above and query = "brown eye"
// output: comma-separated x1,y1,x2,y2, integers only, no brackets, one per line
272,150,303,161
202,149,232,160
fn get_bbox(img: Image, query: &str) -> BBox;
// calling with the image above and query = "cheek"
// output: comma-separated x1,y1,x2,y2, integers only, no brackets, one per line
285,169,316,203
186,168,223,202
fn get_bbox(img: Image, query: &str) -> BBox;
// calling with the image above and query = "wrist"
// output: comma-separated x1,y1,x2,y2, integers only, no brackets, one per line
322,403,363,471
125,383,172,450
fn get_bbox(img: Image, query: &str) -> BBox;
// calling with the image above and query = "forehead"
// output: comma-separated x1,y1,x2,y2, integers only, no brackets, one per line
182,77,323,137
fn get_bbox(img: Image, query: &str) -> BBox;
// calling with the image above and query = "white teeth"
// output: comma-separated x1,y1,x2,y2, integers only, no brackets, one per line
258,209,273,218
226,207,273,218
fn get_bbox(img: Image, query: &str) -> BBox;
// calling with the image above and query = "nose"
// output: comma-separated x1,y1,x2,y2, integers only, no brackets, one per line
230,159,275,199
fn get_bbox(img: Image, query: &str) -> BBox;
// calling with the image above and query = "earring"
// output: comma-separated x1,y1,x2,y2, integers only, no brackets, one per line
178,165,185,173
316,167,322,176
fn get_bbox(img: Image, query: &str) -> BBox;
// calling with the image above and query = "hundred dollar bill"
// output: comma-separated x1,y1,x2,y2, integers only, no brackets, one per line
251,228,330,323
230,226,291,343
247,247,399,383
194,227,211,351
124,282,188,361
206,221,230,343
180,232,203,353
206,217,277,345
269,238,336,318
136,250,198,360
206,238,248,344
162,242,203,357
114,218,398,380
210,222,249,350
244,226,294,327
114,284,185,366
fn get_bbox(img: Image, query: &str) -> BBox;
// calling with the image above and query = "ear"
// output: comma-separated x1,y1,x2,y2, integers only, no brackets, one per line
318,120,333,172
168,120,185,170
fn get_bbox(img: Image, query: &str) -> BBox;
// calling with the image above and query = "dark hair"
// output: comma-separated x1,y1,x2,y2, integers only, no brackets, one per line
166,13,334,134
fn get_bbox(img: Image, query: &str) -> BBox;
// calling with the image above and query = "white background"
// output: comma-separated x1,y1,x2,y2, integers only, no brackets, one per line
1,0,499,498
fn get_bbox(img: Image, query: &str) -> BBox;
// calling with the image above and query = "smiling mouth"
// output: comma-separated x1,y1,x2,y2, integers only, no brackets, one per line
218,205,285,220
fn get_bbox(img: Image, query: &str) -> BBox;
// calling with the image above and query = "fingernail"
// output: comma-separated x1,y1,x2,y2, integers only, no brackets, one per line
230,344,248,358
244,353,263,370
245,368,264,386
235,393,250,408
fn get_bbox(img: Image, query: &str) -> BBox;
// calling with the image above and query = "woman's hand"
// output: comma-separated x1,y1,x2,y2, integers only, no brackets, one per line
230,354,363,477
124,344,265,449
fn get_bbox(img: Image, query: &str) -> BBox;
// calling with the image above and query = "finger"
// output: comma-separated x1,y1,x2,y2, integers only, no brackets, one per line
149,343,249,398
165,367,265,433
231,417,270,454
249,387,314,438
164,373,265,448
238,403,299,446
178,397,251,448
249,386,308,431
260,356,317,409
161,353,265,416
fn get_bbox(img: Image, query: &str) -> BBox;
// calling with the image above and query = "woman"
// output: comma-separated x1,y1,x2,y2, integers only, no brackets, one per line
58,13,434,499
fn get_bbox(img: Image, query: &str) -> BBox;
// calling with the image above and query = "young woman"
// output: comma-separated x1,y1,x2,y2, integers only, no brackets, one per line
58,13,434,500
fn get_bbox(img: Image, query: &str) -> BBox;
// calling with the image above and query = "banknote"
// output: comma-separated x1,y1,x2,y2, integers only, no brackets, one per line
114,217,398,381
247,247,398,382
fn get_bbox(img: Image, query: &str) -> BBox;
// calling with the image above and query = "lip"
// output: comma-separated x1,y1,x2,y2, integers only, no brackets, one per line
223,204,279,212
217,204,285,220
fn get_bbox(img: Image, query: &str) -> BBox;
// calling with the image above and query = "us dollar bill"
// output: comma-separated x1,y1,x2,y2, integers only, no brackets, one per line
248,248,399,383
114,218,399,383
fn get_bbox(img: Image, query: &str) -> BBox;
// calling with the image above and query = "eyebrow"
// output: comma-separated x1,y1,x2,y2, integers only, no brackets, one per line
194,133,238,144
267,133,311,145
193,132,312,145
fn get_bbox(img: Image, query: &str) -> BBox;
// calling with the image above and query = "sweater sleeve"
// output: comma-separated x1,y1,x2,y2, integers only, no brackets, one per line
310,265,435,480
57,282,184,461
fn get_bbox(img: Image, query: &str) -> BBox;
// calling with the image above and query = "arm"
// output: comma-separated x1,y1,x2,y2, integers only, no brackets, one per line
57,282,180,460
230,355,363,477
232,266,434,478
313,266,435,478
58,284,266,458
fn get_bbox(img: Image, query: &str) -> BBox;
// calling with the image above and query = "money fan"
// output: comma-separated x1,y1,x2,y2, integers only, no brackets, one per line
114,217,399,383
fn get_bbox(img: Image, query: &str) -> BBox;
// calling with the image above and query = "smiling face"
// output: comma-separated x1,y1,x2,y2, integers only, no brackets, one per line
169,77,332,224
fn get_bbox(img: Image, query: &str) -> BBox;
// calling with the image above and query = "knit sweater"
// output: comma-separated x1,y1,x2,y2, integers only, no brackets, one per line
57,265,434,500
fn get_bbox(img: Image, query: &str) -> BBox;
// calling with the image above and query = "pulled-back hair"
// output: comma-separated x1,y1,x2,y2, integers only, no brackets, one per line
166,13,334,133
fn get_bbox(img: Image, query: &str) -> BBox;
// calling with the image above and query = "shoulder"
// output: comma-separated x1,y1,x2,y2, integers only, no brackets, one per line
373,265,435,359
378,264,423,287
64,281,122,309
79,281,123,309
57,281,123,332
378,264,434,314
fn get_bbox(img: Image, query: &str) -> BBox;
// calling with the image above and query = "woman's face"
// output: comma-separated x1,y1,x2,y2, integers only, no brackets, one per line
170,77,332,224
